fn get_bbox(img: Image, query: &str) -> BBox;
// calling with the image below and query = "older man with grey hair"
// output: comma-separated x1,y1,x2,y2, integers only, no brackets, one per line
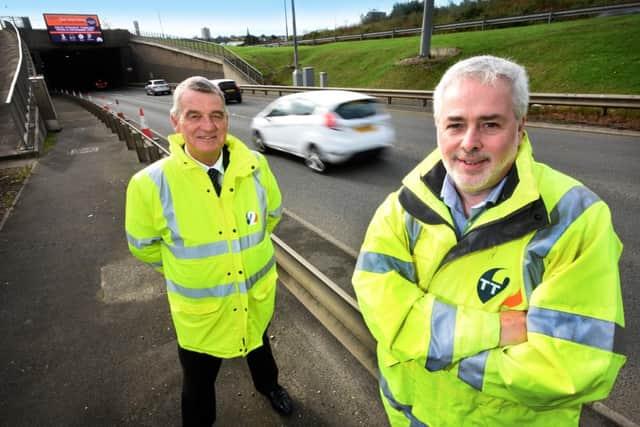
126,76,293,426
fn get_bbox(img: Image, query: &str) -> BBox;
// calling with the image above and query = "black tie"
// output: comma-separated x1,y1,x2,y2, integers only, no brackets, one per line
207,168,221,196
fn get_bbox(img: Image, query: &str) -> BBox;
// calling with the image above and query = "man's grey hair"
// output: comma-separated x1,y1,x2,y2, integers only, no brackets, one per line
433,55,529,123
170,76,227,117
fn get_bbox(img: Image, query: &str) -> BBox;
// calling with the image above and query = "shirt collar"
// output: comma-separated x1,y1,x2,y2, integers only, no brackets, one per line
184,145,225,175
441,174,508,214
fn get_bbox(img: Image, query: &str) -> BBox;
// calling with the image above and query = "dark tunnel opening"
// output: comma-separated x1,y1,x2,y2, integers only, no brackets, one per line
38,47,124,92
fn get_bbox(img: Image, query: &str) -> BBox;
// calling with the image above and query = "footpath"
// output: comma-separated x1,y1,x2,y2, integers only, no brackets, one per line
0,97,385,426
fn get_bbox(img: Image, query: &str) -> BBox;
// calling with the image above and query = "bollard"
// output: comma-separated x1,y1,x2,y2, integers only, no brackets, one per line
302,67,315,87
319,72,328,88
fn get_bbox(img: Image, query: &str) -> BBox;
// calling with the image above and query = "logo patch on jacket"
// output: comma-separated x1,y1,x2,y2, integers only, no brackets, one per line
246,211,259,225
477,268,510,303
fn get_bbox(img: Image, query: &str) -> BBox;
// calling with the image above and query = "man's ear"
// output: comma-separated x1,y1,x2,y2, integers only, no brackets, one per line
170,113,179,132
517,117,526,143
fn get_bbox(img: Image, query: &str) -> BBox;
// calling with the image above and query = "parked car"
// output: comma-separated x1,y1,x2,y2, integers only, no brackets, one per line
250,90,395,172
210,78,242,104
94,79,108,90
145,79,171,96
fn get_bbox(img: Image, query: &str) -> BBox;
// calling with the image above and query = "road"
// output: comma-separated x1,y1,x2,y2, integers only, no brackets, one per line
89,88,640,425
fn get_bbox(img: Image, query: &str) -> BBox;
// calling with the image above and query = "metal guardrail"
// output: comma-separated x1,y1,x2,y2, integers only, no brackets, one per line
60,91,169,163
277,2,640,46
1,19,44,154
240,84,640,113
129,35,264,85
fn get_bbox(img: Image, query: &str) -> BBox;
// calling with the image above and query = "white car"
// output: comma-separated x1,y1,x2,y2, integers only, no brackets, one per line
145,79,171,96
250,90,395,172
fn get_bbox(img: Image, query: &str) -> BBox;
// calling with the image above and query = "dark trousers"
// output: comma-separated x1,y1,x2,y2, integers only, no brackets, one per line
177,333,279,427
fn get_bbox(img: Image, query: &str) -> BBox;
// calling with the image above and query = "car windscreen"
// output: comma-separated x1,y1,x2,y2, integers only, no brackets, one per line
334,99,379,119
155,80,168,85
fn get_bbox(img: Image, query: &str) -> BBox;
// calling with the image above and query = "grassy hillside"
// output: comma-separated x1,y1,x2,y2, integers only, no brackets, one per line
230,14,640,94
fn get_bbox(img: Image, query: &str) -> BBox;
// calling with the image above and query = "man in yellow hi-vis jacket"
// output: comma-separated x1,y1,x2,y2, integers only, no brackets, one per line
126,76,292,425
352,56,626,426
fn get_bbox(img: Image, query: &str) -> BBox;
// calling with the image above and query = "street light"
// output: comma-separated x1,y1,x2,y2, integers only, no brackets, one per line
283,0,289,42
291,0,301,85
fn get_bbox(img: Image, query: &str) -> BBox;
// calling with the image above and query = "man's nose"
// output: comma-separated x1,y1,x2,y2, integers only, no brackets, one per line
460,126,481,152
201,116,218,129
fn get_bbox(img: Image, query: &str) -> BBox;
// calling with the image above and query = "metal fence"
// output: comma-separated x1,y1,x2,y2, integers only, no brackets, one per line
240,84,640,114
277,2,640,46
1,19,45,155
129,35,264,85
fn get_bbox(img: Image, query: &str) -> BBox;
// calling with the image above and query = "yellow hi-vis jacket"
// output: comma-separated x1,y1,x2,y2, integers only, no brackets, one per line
125,133,282,358
352,134,626,426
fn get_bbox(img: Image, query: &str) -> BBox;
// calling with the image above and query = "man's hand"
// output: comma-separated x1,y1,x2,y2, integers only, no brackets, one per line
499,311,527,346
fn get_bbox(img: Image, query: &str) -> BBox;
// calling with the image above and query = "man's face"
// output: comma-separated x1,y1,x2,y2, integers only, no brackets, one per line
170,89,228,166
436,77,525,202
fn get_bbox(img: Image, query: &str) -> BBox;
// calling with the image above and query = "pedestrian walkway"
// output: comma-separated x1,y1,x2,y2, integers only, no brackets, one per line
0,97,386,426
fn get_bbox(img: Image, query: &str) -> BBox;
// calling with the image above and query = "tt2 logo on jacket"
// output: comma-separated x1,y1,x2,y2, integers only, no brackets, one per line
246,211,259,226
477,268,510,303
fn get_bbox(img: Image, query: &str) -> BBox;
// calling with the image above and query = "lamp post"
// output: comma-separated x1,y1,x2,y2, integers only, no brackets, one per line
283,0,289,42
291,0,301,85
419,0,434,58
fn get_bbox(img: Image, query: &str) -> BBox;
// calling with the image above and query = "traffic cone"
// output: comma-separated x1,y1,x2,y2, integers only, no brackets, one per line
115,99,125,119
139,108,153,139
101,95,110,111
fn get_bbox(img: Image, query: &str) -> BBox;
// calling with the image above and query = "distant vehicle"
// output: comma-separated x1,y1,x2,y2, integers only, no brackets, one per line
94,79,108,90
145,79,171,96
250,90,395,172
210,78,242,104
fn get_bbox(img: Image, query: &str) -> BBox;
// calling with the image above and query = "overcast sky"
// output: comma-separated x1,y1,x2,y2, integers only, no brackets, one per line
6,0,454,37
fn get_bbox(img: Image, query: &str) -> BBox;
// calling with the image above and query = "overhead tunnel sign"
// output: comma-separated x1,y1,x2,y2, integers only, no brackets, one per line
43,13,104,44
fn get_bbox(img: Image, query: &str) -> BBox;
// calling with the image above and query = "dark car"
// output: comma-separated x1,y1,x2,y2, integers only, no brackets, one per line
210,79,242,104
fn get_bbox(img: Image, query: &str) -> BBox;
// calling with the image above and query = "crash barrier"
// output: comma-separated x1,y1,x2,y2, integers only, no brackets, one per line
1,19,46,154
59,91,169,163
239,84,640,115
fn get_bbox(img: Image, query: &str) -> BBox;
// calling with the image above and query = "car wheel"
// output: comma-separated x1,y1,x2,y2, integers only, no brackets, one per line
252,131,269,153
305,146,326,173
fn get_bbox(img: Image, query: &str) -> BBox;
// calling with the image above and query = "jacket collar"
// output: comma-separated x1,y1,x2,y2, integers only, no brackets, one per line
402,132,542,227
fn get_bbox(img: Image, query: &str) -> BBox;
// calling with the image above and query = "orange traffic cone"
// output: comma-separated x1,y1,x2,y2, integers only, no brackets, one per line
139,108,153,139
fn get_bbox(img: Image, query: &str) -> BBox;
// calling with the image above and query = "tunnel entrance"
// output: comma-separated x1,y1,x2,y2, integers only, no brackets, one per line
38,47,124,91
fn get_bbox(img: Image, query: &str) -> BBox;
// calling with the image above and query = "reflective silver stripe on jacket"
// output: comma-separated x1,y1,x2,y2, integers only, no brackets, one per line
426,300,456,371
379,374,428,427
144,160,271,260
523,185,599,298
528,306,616,351
404,211,422,254
166,255,276,298
458,350,489,390
126,233,162,249
355,251,417,284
